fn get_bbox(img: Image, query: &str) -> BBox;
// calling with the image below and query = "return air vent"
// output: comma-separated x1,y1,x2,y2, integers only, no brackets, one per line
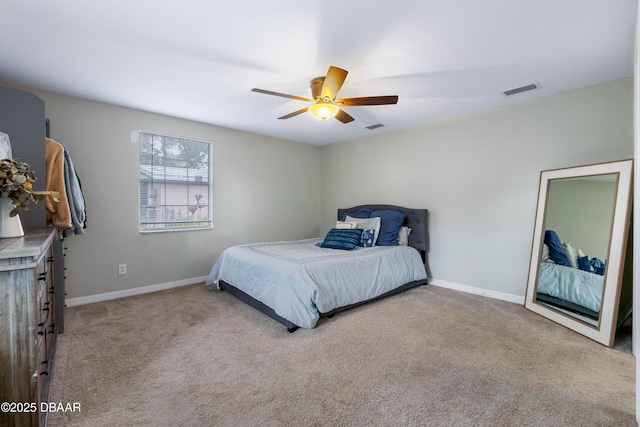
366,123,384,130
503,82,540,96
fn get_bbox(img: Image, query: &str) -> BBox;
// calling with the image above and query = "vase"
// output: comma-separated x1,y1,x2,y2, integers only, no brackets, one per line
0,198,24,238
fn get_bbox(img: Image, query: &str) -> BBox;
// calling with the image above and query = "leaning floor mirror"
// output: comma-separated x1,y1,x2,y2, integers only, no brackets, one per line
524,159,633,347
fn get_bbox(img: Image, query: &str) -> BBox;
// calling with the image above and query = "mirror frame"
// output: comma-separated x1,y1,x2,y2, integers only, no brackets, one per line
524,159,633,347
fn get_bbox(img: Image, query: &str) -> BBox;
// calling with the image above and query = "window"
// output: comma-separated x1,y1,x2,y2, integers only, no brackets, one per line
138,131,212,232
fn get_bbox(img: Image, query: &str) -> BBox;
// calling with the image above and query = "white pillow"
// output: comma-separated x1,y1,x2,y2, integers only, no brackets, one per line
562,241,579,268
345,215,381,246
541,243,550,262
398,226,411,246
335,221,358,229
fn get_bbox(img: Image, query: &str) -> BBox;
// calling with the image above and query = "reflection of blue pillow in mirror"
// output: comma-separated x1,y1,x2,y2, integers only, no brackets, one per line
577,255,593,272
590,258,606,275
544,230,572,267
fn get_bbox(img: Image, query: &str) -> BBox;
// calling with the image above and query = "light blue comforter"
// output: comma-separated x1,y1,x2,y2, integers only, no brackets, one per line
537,262,604,313
206,238,427,329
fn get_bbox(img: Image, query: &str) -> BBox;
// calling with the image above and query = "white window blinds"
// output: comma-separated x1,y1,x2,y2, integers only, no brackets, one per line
138,131,212,232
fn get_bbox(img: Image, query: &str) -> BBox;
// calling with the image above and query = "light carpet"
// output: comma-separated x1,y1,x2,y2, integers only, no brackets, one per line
47,284,635,426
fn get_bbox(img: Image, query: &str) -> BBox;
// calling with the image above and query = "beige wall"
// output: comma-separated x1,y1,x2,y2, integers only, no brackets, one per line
320,78,633,297
30,89,321,299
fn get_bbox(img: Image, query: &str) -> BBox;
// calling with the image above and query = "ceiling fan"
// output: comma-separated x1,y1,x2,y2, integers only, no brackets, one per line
251,66,398,123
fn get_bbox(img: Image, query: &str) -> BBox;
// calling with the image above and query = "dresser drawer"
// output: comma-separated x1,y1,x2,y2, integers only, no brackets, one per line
36,327,48,398
36,280,49,323
35,248,54,326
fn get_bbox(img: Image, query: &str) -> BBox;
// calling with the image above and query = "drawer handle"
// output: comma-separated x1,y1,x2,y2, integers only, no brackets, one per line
38,322,45,335
47,256,54,263
38,272,48,281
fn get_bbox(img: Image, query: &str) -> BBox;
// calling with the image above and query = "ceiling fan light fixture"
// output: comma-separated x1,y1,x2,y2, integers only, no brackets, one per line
309,102,339,121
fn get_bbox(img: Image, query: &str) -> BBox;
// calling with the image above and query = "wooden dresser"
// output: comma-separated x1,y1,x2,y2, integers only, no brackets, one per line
0,228,58,426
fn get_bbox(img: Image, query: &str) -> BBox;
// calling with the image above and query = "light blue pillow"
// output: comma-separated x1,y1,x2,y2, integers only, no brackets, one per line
370,210,406,246
319,228,363,250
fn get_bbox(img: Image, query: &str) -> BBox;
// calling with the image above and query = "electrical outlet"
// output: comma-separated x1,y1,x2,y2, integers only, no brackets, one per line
118,264,127,275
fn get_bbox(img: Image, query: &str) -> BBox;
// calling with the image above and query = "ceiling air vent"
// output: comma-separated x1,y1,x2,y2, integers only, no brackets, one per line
503,82,540,97
366,123,384,130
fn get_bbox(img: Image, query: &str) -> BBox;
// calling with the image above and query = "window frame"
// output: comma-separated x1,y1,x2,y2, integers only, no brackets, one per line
137,130,213,233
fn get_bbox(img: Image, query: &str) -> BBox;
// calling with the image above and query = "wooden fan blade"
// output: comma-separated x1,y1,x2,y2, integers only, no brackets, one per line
335,109,355,124
251,88,312,103
321,66,348,100
278,107,309,120
337,96,399,106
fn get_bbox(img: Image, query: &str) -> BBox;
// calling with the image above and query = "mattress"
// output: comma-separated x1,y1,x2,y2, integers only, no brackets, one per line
206,238,428,329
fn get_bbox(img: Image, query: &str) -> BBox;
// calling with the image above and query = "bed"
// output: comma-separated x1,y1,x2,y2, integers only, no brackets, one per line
205,205,429,332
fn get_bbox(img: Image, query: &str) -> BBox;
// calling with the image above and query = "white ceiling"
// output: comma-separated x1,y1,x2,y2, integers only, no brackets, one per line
1,1,637,146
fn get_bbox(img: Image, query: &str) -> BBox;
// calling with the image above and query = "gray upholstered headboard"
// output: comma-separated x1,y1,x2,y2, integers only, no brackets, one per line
337,205,429,257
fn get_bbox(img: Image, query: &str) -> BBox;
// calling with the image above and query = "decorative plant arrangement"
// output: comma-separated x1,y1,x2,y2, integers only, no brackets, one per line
0,158,58,216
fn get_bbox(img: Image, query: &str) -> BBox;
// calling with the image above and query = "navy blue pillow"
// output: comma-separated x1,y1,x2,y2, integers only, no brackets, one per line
590,258,606,275
320,228,363,250
577,256,593,273
342,208,372,220
544,230,572,267
371,210,405,246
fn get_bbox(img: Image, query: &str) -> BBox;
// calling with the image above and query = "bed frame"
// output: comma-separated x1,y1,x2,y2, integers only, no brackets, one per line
535,293,599,321
218,204,430,332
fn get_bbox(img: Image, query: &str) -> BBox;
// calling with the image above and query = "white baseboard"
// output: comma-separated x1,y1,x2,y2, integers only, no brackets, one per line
65,276,208,307
66,276,524,308
429,279,525,305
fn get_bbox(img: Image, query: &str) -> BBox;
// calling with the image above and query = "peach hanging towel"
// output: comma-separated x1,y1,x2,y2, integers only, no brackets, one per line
45,138,71,228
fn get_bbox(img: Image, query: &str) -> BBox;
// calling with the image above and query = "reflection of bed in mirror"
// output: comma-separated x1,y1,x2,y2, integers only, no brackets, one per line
535,229,606,324
537,262,603,323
